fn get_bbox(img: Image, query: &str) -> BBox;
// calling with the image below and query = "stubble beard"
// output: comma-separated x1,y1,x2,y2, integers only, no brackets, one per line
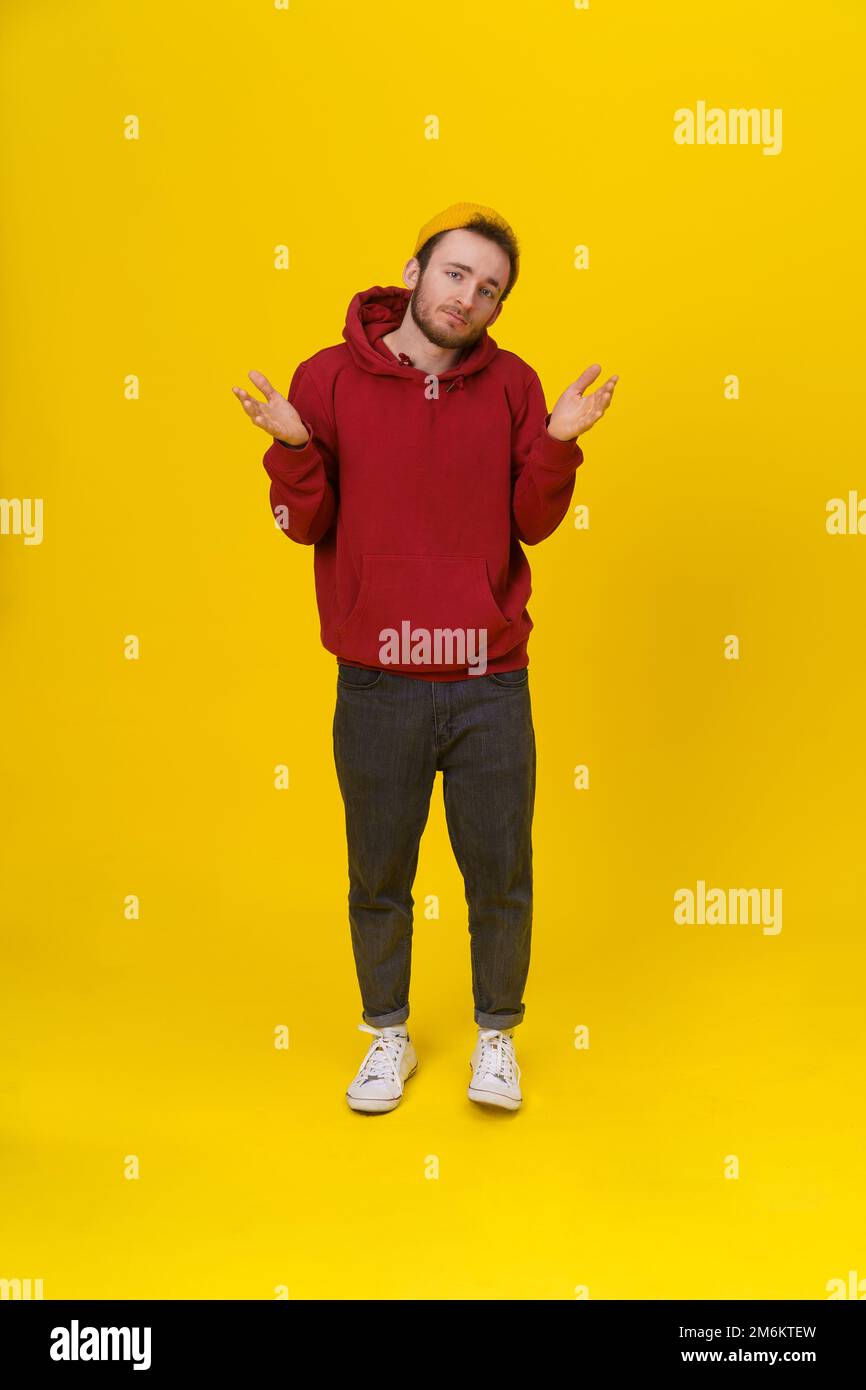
408,274,484,352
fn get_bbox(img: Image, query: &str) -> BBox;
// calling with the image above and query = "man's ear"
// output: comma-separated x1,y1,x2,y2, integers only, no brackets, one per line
402,257,421,290
487,298,505,326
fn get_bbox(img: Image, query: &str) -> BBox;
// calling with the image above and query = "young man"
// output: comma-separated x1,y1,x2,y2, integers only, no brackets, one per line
233,202,618,1115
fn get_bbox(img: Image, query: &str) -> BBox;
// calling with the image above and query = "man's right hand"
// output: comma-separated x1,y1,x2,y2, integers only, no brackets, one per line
232,370,309,447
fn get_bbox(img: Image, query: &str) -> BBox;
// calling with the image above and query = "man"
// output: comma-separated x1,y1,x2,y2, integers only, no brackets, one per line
233,201,618,1115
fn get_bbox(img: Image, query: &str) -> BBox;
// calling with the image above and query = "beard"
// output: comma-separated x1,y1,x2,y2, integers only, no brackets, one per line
408,272,486,352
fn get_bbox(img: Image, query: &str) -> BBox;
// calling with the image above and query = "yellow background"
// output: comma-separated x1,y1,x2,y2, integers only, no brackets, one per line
2,0,864,1300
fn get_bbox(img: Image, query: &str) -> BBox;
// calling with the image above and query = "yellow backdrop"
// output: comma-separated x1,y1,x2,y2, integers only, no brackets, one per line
2,0,864,1300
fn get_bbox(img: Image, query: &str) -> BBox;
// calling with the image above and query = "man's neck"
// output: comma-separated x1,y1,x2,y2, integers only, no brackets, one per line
382,312,464,376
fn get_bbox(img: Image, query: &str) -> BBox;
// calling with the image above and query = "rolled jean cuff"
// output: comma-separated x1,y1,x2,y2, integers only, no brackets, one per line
363,1006,410,1028
475,1006,525,1030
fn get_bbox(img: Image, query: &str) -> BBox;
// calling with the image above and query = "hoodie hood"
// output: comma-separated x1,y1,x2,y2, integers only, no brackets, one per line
342,284,500,392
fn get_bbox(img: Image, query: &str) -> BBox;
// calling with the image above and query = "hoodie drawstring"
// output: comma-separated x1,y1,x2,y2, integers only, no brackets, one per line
396,351,464,394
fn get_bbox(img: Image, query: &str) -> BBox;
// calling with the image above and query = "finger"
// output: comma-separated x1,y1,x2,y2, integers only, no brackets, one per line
235,387,268,416
573,363,602,395
592,375,617,396
248,369,278,401
594,387,616,419
596,378,617,407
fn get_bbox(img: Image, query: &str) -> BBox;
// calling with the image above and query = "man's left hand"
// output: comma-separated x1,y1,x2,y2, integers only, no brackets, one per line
548,364,619,441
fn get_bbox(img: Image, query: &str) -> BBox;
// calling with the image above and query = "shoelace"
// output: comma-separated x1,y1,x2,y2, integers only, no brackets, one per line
355,1022,407,1086
476,1028,521,1085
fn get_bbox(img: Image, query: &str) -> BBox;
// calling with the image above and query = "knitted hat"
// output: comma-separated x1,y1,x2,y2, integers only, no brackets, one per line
413,201,519,291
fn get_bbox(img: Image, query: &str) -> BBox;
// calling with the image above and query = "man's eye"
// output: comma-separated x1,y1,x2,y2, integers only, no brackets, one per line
446,270,494,299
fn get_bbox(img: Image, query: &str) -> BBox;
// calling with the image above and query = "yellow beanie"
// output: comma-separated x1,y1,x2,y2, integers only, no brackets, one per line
413,201,519,290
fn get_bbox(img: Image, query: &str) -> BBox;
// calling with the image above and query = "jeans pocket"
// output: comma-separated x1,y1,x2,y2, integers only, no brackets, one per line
337,662,384,689
489,667,529,686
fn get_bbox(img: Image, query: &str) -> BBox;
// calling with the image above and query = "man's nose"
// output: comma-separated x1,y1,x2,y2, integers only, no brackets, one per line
455,286,476,312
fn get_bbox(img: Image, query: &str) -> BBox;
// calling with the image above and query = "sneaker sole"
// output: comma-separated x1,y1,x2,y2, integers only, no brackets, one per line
467,1083,522,1111
346,1061,418,1114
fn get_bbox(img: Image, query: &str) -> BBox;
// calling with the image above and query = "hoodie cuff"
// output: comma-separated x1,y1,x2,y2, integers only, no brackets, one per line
541,413,584,466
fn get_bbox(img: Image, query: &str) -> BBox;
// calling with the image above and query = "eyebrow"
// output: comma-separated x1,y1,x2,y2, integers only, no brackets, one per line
443,261,501,289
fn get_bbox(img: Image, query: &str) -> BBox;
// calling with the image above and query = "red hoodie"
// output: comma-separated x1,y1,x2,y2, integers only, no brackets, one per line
261,285,584,680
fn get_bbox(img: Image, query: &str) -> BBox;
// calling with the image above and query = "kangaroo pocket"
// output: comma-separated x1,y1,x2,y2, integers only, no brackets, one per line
335,553,512,670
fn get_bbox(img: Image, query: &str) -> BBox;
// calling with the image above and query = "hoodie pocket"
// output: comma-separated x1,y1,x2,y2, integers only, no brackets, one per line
335,553,511,669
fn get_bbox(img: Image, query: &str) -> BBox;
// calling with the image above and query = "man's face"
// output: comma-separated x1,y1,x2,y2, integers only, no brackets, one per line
406,228,510,351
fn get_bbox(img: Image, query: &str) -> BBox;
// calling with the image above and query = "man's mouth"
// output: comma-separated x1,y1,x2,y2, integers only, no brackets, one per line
442,309,466,325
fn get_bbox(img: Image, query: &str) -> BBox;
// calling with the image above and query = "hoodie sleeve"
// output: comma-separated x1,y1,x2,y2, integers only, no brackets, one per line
510,370,584,546
261,360,339,546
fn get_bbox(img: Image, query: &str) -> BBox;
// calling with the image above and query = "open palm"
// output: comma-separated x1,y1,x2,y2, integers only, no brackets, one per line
548,364,619,442
232,370,309,446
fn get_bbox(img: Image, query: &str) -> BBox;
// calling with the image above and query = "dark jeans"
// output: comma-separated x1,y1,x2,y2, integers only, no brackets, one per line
332,662,536,1030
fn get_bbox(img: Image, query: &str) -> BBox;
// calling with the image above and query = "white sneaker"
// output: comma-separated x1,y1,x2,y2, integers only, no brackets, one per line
468,1028,522,1110
346,1022,418,1113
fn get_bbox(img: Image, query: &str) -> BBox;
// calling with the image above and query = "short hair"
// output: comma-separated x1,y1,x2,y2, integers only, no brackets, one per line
414,215,519,303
